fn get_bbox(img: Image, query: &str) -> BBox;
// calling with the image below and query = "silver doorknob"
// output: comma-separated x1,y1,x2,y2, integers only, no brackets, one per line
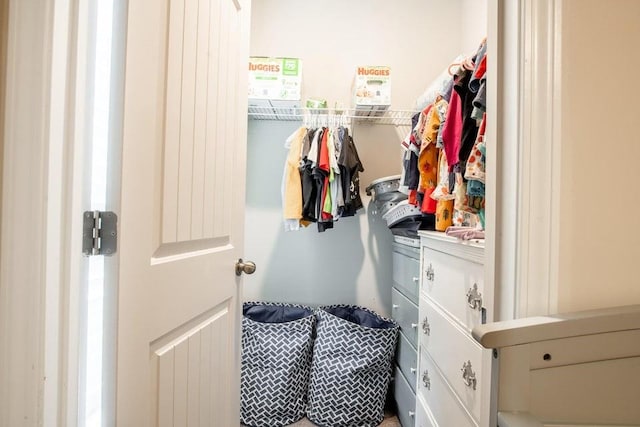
235,259,256,276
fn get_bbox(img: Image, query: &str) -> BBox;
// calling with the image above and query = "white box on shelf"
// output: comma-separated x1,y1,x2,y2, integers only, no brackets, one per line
248,57,302,120
248,57,302,101
352,65,391,115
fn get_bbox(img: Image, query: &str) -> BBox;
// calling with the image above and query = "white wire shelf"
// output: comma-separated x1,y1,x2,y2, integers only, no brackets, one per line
247,106,417,127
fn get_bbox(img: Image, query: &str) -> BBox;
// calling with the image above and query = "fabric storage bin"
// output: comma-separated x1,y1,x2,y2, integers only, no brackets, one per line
307,305,399,427
241,302,315,427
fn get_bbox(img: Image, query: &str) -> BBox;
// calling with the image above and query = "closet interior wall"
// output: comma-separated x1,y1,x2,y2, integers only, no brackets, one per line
557,0,640,312
244,0,486,315
0,0,7,242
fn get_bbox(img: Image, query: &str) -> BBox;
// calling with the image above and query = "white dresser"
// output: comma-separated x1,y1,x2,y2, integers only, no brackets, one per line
415,231,493,427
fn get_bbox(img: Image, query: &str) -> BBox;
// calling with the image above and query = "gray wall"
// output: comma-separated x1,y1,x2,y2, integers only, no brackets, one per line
244,121,402,315
243,0,483,316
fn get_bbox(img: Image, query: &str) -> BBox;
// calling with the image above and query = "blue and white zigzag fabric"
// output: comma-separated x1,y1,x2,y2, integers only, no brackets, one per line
240,302,315,427
307,305,399,427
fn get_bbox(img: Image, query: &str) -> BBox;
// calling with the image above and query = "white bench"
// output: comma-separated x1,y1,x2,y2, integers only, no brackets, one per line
472,305,640,427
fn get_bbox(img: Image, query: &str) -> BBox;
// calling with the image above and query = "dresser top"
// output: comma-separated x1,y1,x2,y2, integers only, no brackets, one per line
418,230,485,249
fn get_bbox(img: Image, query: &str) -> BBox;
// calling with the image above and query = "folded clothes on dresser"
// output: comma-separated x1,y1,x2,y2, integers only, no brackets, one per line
445,225,485,240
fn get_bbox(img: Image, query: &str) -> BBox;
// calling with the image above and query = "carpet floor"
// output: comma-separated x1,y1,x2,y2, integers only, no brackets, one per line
285,413,400,426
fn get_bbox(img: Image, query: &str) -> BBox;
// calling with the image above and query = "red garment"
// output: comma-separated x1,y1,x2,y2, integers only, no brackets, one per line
318,128,330,173
474,55,486,80
441,85,463,171
421,188,437,214
408,189,419,206
319,130,332,220
478,112,487,135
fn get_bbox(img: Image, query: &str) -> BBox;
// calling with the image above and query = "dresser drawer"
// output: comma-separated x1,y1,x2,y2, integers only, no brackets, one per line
392,287,419,347
421,247,484,331
394,367,416,427
415,395,436,427
417,349,476,427
393,248,420,304
396,331,418,392
419,296,484,423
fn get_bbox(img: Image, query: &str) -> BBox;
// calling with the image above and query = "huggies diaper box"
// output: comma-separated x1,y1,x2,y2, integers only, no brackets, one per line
248,57,302,119
352,65,391,116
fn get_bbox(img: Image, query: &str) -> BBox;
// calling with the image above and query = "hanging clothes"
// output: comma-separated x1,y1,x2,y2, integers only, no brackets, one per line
453,68,480,169
441,84,463,171
471,55,487,121
419,97,449,214
301,128,321,223
282,124,364,232
464,113,486,189
399,37,489,232
317,128,333,232
338,128,364,217
327,129,342,220
282,127,308,231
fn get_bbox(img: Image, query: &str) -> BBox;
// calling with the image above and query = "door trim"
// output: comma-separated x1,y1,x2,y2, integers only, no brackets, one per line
484,2,522,425
515,0,563,317
486,0,564,322
485,0,522,327
0,0,78,425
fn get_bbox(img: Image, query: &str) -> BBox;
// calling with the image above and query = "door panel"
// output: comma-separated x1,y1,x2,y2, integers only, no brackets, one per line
118,0,249,424
151,302,232,426
161,0,238,245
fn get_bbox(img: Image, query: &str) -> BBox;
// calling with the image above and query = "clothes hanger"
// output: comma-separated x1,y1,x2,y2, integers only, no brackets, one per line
448,56,476,75
462,56,476,71
447,62,461,76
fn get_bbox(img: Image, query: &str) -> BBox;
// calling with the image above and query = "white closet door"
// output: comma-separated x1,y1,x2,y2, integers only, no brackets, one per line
116,0,251,425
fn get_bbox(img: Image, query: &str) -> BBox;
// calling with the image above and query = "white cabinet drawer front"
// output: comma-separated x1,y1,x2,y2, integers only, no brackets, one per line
417,349,477,427
419,297,483,423
393,249,420,304
394,367,416,427
421,247,484,331
392,287,419,347
415,395,436,427
397,331,418,392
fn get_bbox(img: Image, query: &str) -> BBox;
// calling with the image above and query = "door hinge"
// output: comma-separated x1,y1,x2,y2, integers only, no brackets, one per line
83,211,118,256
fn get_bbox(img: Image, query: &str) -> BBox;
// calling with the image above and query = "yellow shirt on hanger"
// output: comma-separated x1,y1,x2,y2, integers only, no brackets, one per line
283,127,307,225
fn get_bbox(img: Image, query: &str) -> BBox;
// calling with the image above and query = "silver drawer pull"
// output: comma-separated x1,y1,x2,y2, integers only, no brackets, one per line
409,411,415,418
410,367,417,374
466,283,483,311
392,304,399,309
422,316,430,335
422,370,431,390
461,360,477,390
412,276,419,283
425,263,435,282
411,323,418,329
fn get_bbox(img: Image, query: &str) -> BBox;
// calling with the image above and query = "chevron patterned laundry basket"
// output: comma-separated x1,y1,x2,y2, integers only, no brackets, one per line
307,305,399,427
240,302,316,427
